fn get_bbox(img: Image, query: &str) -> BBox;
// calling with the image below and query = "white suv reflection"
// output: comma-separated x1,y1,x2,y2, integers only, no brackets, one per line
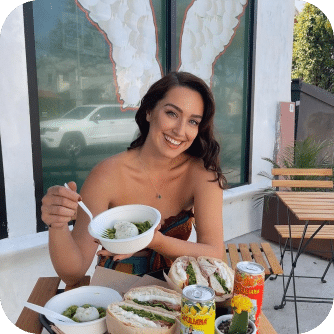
40,105,138,156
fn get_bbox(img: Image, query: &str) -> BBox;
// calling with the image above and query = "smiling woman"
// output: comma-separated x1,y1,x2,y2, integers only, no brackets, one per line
41,71,227,284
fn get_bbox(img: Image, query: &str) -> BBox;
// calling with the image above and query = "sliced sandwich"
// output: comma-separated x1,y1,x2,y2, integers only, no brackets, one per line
197,256,234,295
124,285,181,315
107,301,177,331
168,256,209,289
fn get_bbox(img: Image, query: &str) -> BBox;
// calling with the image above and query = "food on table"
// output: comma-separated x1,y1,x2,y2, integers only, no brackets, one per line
168,256,209,289
107,301,177,330
62,304,106,322
181,285,216,334
233,261,265,329
197,256,234,295
102,220,151,239
124,285,181,315
168,256,234,296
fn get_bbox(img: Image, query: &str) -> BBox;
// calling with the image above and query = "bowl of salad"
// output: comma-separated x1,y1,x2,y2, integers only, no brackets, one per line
44,286,122,334
88,204,161,254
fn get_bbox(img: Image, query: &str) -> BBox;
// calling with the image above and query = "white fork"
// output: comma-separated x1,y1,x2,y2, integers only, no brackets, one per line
63,183,108,237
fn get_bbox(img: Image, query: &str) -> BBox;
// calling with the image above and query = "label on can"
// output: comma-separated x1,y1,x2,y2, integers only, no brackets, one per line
233,261,265,329
180,285,215,334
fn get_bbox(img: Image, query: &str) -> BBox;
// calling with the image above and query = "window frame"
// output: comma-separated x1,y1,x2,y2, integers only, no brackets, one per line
24,0,255,232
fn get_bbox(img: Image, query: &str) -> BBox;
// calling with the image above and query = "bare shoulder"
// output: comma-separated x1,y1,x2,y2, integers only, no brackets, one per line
188,156,217,184
81,151,134,194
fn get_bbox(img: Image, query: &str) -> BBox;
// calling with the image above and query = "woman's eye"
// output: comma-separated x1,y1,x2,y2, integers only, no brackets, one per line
166,110,177,117
189,119,200,126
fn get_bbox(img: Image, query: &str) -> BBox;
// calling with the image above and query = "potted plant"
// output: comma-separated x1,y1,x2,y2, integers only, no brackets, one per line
215,294,256,334
255,137,334,259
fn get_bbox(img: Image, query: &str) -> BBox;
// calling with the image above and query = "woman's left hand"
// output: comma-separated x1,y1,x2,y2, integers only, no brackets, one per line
96,246,135,261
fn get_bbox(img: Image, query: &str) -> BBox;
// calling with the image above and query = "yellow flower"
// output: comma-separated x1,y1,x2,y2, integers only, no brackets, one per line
231,294,253,314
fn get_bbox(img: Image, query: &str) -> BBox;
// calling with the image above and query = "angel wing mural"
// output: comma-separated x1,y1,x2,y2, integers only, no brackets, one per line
76,0,248,109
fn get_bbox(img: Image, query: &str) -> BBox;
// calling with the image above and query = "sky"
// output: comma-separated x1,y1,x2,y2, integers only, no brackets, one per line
295,0,306,12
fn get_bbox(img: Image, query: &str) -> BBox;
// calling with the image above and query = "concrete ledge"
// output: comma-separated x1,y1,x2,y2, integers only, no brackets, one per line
223,181,270,203
0,226,73,258
0,183,270,257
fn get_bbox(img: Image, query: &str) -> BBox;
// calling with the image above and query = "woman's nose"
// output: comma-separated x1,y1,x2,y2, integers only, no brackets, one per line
172,119,186,136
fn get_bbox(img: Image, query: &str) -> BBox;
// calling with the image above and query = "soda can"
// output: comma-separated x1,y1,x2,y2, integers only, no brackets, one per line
180,285,215,334
233,261,265,329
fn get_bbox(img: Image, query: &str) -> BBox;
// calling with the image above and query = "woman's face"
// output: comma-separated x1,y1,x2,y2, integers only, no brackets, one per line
145,86,204,159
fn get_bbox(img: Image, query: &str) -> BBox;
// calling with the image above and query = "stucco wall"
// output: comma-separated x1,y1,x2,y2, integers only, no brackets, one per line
0,5,37,240
0,0,295,248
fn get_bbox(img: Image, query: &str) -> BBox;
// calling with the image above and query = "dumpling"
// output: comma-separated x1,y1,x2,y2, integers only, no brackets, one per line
73,306,99,322
114,221,139,239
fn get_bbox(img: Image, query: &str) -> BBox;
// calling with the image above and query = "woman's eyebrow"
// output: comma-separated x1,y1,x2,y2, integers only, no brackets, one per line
164,103,203,119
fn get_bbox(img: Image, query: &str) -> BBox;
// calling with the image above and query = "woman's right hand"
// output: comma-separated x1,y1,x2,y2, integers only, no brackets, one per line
41,181,82,229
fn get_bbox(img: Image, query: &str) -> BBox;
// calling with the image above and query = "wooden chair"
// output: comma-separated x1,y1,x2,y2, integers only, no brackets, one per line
270,168,334,333
272,168,334,281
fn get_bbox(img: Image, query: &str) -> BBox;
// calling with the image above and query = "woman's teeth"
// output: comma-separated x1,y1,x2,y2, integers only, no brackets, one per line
164,135,181,146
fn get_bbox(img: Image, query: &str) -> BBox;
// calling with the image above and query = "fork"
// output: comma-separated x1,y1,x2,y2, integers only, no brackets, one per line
64,183,110,238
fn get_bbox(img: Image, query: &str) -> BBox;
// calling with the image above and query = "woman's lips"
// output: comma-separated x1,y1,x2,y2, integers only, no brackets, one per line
164,134,182,148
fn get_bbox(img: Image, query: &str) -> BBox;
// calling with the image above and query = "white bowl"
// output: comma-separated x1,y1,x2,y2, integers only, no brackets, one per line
44,286,122,334
215,314,257,334
88,204,161,254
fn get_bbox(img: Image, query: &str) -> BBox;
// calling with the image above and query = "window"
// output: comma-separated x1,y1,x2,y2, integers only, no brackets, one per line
26,0,254,230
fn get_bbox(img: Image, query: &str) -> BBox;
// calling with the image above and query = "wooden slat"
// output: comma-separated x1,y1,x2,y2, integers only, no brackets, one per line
64,275,91,291
249,243,270,275
239,243,253,262
259,312,278,334
272,168,333,176
296,213,334,221
272,180,333,188
227,243,240,270
222,243,229,265
276,191,334,197
275,225,334,239
293,208,334,214
261,243,283,275
16,277,61,334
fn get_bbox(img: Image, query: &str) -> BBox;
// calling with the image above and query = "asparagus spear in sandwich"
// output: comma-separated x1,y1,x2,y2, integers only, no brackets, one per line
168,256,209,288
124,286,181,315
197,256,234,295
107,301,177,329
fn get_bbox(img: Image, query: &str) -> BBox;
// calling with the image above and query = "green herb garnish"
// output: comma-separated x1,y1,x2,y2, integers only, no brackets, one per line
102,221,151,239
120,306,175,325
132,299,176,312
186,263,197,285
214,272,230,293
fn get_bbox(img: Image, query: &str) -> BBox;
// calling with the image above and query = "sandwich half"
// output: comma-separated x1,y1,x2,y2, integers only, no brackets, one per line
197,256,234,295
107,301,177,331
168,256,209,289
124,285,181,315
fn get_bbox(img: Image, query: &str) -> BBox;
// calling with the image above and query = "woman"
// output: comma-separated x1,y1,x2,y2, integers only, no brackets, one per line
41,71,227,287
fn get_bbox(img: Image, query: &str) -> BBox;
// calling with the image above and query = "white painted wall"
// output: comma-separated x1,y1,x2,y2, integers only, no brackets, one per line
0,5,37,240
222,0,295,240
0,0,295,247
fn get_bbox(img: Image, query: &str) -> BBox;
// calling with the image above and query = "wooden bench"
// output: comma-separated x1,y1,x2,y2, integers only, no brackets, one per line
224,242,283,279
16,243,282,334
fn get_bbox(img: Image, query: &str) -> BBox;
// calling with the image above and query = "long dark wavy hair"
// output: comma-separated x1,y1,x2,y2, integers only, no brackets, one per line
128,71,227,189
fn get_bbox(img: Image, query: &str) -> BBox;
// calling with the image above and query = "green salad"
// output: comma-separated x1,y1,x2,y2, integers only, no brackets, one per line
62,304,106,322
102,220,151,239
